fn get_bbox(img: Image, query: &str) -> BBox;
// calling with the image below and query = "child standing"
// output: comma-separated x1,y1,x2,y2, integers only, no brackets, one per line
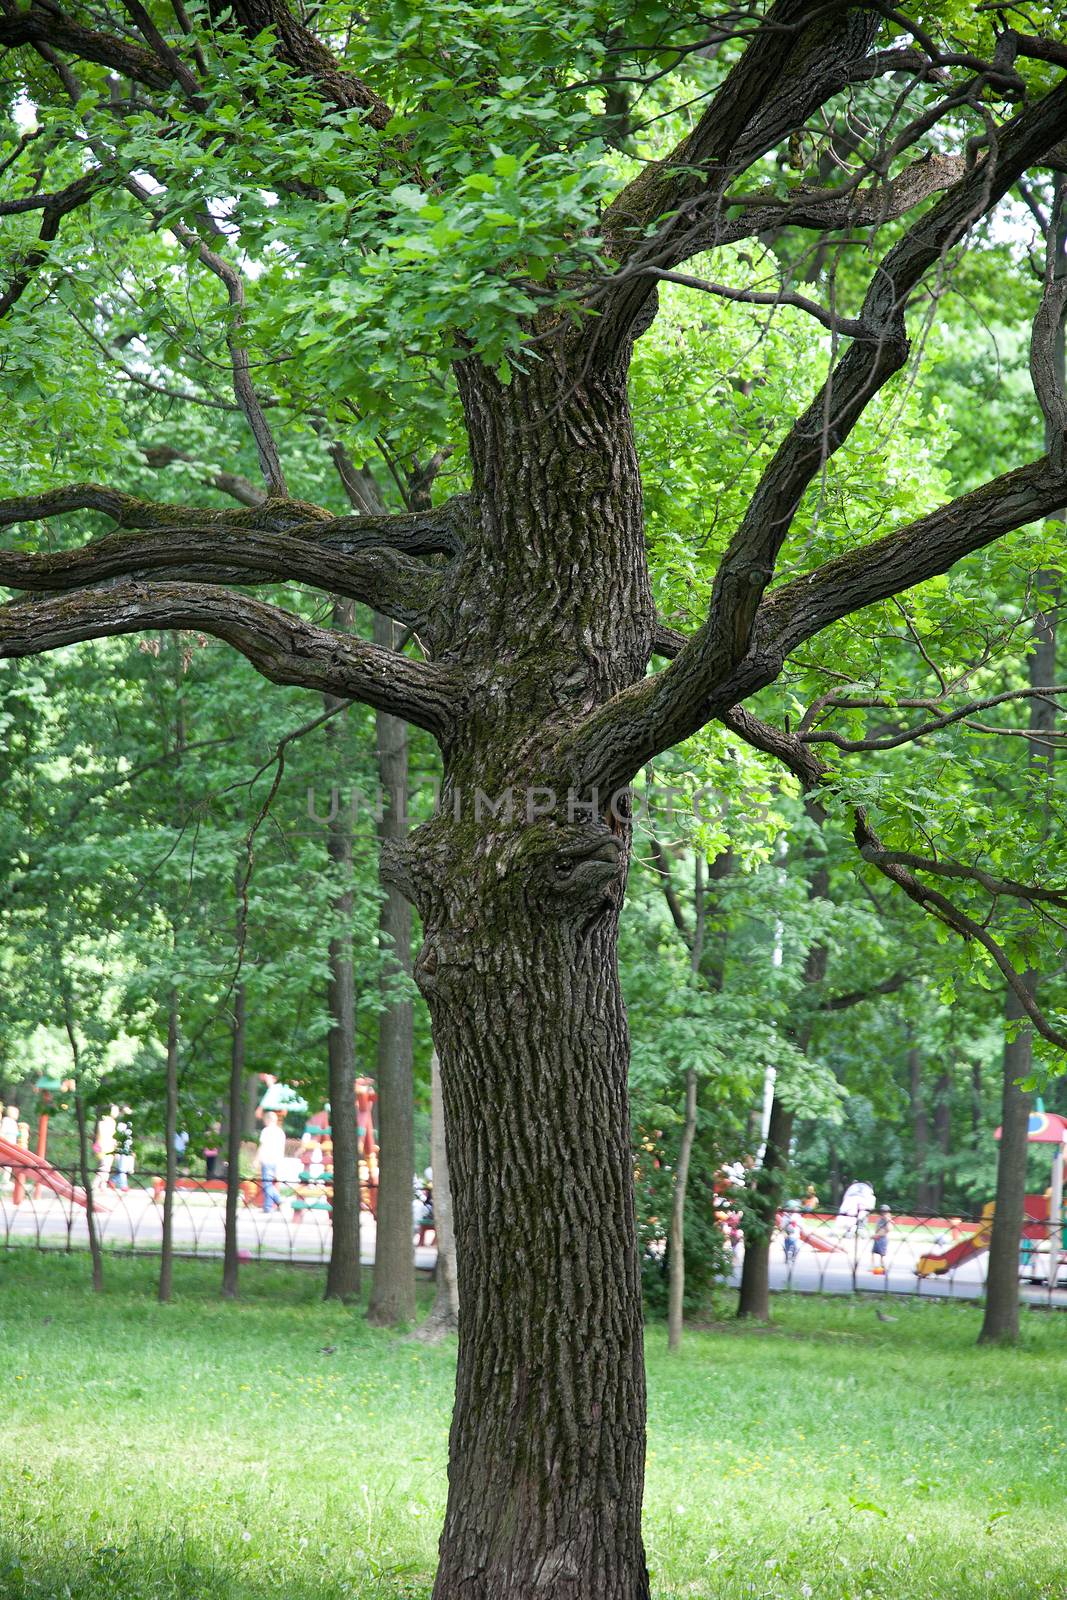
872,1204,892,1274
782,1202,803,1265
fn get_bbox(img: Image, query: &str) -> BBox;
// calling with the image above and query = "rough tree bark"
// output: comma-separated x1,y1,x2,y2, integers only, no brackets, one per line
159,985,179,1304
416,1047,460,1342
368,612,417,1327
383,355,652,1600
323,600,362,1303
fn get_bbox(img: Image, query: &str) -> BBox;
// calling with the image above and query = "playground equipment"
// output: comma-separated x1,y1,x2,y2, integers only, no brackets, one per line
252,1077,380,1217
0,1133,90,1209
916,1107,1067,1283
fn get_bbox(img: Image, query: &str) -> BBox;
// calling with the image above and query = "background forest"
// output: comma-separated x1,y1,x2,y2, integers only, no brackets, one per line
2,218,1063,1261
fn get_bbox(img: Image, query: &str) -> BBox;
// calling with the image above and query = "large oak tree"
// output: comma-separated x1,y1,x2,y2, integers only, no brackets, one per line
3,3,1067,1594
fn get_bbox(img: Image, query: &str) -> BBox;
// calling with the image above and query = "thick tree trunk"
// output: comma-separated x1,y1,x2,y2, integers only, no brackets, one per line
368,613,417,1326
979,984,1033,1345
222,975,246,1300
416,1048,459,1342
394,354,653,1599
736,1095,794,1321
324,604,362,1302
159,986,179,1304
421,903,647,1600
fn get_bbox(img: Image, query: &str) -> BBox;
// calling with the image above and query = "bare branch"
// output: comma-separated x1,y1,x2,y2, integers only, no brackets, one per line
567,442,1067,795
857,848,1067,908
630,267,871,339
819,971,913,1011
0,170,103,321
754,451,1067,667
800,686,1067,751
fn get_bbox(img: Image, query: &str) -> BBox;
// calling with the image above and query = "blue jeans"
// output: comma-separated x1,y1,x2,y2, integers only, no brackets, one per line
261,1164,281,1212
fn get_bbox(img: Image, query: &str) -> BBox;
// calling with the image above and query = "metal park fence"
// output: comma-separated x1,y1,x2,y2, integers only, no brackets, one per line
1,1160,1065,1308
0,1161,438,1271
722,1205,1067,1308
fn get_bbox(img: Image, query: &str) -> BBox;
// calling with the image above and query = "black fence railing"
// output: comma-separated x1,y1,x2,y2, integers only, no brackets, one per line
2,1162,1064,1305
0,1161,438,1269
717,1204,1067,1305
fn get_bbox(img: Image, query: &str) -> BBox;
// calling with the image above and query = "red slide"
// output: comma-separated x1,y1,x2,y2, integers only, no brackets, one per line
916,1207,993,1277
800,1226,844,1254
0,1135,91,1208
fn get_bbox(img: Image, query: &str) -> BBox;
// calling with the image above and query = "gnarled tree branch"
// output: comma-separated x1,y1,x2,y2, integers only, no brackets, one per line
0,582,459,735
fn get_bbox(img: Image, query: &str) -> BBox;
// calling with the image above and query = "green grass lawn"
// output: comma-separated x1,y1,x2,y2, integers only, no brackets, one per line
0,1253,1064,1600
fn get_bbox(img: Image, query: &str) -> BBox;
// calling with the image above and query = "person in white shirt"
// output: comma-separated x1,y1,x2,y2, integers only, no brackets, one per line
257,1111,287,1213
836,1179,876,1238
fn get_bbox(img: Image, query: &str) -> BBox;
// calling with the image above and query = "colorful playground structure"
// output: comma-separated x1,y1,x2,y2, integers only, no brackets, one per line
0,1076,91,1209
916,1107,1067,1285
0,1071,383,1223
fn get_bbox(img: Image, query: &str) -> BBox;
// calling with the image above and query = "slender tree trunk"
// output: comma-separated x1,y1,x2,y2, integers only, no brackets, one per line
979,984,1034,1344
368,613,416,1326
980,563,1056,1344
667,857,704,1352
159,986,179,1304
62,998,103,1292
737,817,827,1319
932,1065,952,1211
416,1048,459,1341
909,1045,934,1212
222,973,246,1300
324,601,362,1302
736,1095,794,1320
981,183,1062,1346
73,1085,103,1293
971,1060,983,1139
